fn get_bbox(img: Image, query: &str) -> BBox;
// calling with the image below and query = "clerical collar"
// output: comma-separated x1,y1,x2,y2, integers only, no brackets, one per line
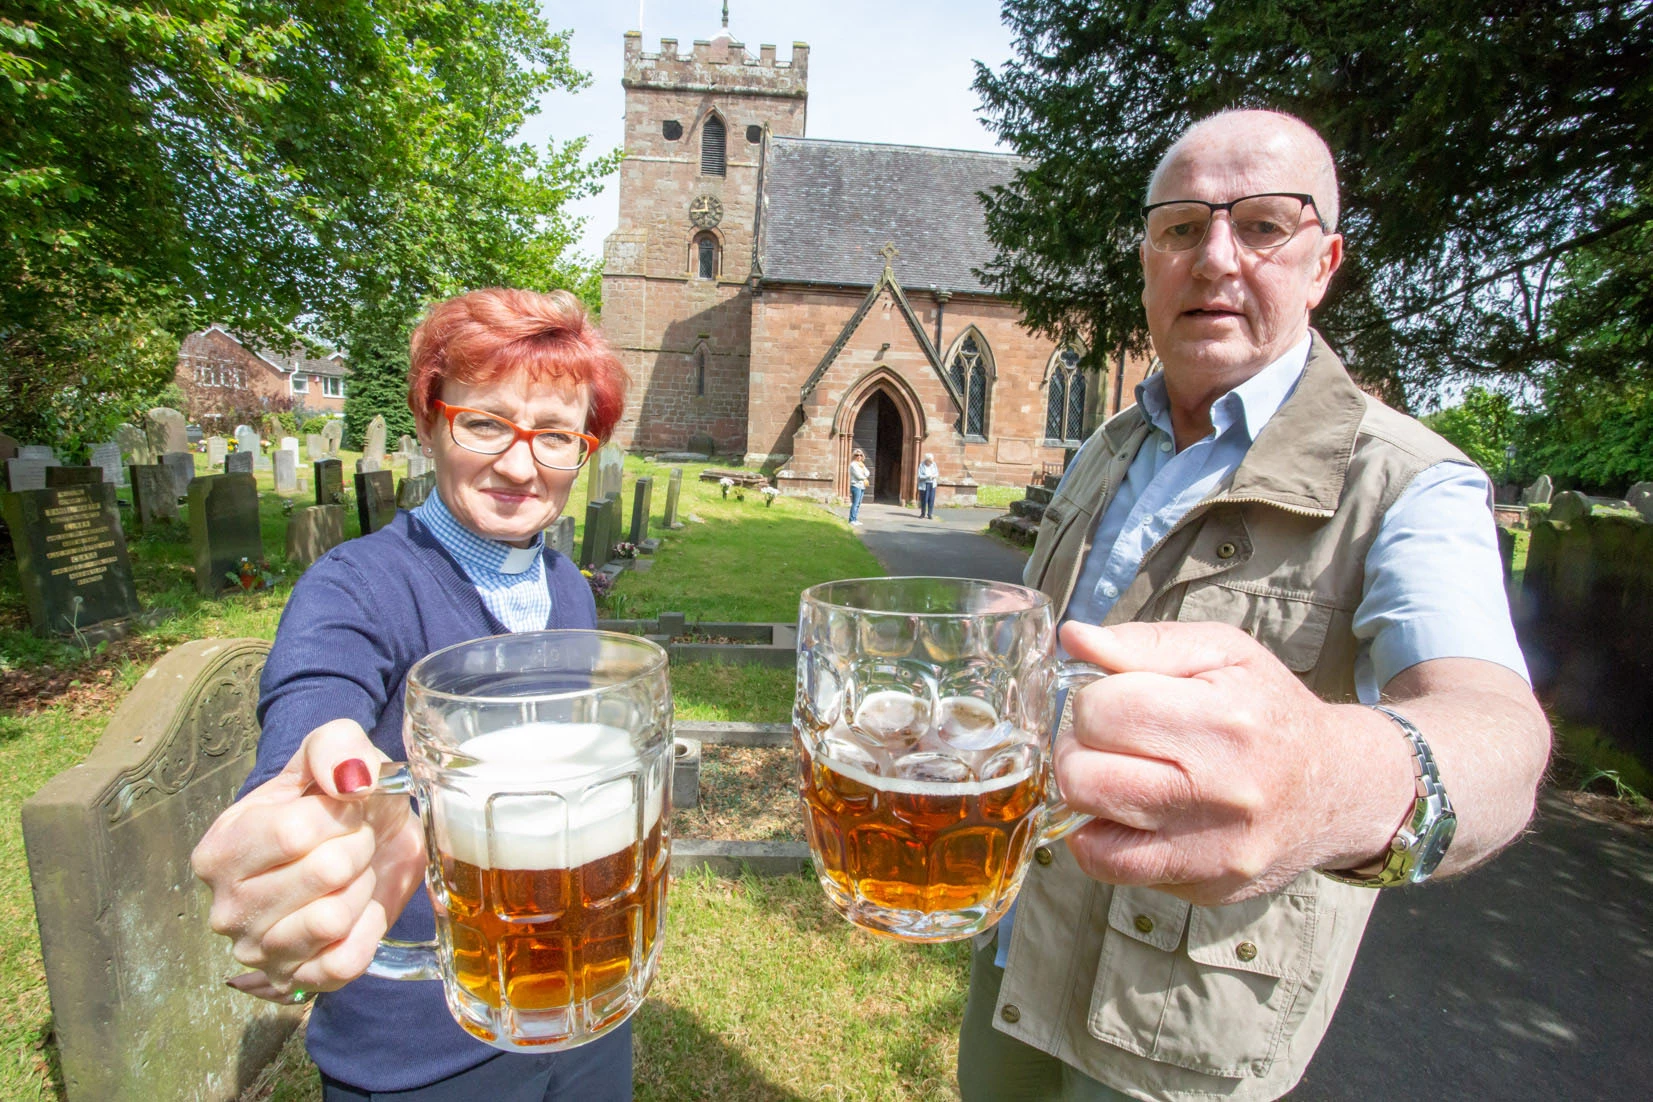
413,489,545,577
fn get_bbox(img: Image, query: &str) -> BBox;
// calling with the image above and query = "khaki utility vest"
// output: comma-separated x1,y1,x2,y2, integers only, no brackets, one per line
997,333,1476,1100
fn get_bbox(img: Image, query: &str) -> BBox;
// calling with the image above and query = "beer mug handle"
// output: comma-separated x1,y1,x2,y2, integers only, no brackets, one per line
360,762,444,983
1039,660,1108,844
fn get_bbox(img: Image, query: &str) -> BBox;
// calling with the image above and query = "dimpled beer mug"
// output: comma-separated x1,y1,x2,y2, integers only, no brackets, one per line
795,577,1101,942
366,631,672,1051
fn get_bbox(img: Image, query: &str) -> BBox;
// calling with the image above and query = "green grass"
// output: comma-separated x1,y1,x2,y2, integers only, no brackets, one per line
962,484,1022,511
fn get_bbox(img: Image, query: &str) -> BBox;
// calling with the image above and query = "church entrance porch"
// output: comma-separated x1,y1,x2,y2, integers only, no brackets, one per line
852,390,906,503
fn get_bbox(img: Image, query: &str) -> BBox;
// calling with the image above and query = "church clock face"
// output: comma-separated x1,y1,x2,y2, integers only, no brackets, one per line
689,194,723,229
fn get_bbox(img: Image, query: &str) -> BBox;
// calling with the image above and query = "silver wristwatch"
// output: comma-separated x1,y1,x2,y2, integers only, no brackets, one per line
1323,704,1457,889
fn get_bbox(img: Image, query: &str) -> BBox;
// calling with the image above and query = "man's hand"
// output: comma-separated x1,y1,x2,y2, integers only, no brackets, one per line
1055,620,1415,906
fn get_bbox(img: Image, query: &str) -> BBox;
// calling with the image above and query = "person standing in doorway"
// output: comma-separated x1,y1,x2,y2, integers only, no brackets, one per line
917,453,940,518
847,449,869,525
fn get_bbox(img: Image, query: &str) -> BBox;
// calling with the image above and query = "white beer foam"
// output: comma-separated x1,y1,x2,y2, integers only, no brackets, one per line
817,748,1034,798
432,723,664,871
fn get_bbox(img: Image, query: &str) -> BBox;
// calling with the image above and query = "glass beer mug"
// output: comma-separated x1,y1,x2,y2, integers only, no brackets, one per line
794,577,1101,942
366,631,673,1051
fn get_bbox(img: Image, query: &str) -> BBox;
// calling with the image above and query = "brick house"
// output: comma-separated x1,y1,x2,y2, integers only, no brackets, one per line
600,23,1152,504
176,327,348,427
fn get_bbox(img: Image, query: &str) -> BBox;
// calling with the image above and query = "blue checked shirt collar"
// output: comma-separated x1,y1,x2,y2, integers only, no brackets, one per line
414,489,545,578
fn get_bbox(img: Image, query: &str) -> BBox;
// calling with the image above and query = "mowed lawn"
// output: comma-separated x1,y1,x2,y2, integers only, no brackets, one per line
0,457,981,1101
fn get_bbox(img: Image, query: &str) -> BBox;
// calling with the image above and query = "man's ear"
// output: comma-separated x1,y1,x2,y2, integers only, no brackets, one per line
1306,233,1343,310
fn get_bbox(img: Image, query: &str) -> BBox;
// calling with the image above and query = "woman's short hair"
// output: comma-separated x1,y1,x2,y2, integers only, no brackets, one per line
407,288,630,441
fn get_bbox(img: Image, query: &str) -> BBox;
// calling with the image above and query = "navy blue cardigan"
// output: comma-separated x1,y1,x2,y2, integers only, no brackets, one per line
244,510,597,1090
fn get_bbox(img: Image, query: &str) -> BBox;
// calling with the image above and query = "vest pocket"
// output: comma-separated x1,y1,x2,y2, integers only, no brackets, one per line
1023,498,1087,591
1175,583,1336,673
1086,880,1322,1079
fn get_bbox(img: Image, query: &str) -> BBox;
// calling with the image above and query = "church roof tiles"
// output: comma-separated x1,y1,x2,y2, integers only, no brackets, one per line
758,137,1023,294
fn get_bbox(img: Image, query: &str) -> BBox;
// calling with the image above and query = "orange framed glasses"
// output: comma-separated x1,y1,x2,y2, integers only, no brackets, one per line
431,400,599,471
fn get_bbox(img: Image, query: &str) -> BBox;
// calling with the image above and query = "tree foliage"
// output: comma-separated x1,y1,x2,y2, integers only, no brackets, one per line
973,0,1652,403
0,0,613,445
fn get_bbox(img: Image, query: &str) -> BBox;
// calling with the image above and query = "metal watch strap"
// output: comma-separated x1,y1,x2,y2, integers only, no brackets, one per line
1322,704,1455,888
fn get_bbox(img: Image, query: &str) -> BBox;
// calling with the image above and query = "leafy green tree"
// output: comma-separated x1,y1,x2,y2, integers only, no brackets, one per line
1421,388,1517,479
973,0,1651,403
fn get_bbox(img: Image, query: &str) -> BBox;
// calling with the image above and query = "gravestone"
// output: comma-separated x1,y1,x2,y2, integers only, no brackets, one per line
395,471,434,509
1628,482,1653,523
6,457,50,491
90,440,126,486
406,454,431,478
285,504,345,567
145,407,188,455
224,451,254,476
45,465,103,487
280,436,299,455
314,459,344,507
356,456,384,474
1523,474,1554,506
547,516,575,559
115,421,153,466
206,436,227,467
398,434,415,459
188,473,263,595
21,638,303,1102
272,448,297,494
663,467,684,529
355,469,396,534
1,483,140,636
306,433,325,461
19,444,58,462
235,426,266,469
160,451,196,500
321,420,344,457
129,464,180,528
363,415,387,464
1548,490,1591,525
0,431,16,462
582,494,615,568
598,443,625,500
630,476,654,545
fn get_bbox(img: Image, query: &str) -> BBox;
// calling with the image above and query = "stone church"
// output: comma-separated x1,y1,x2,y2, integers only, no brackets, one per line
600,21,1151,504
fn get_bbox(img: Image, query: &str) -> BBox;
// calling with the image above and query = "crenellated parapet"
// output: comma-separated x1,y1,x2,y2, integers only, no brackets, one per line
623,30,808,97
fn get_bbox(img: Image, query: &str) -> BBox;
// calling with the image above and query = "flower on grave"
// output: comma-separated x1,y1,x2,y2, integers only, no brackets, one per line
225,556,277,592
613,541,638,559
583,565,614,599
719,476,733,498
762,485,780,507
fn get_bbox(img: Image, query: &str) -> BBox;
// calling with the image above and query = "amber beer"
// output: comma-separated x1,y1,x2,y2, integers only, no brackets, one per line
427,723,668,1043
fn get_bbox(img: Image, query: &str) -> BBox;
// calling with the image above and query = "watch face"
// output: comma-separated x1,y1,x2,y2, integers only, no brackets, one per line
1415,813,1457,880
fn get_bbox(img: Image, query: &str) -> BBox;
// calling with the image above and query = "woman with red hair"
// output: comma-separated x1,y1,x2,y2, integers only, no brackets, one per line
192,289,634,1100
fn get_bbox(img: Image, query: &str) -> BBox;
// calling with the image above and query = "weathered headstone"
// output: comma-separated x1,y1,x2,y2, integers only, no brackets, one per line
1628,482,1653,523
144,406,188,455
1548,490,1591,525
115,421,153,466
1522,474,1554,506
224,451,254,476
280,436,299,455
581,494,615,568
306,433,325,461
547,515,575,559
1,483,140,635
235,426,266,469
398,434,415,459
630,476,654,545
663,467,684,529
129,464,180,528
45,465,103,487
406,454,431,478
272,448,297,494
314,458,344,507
6,457,50,491
321,420,344,457
206,436,227,467
394,471,434,509
189,473,264,595
21,638,304,1102
90,440,126,486
160,451,196,500
355,469,396,535
363,415,387,464
356,456,384,474
598,443,625,500
19,444,58,462
285,504,345,567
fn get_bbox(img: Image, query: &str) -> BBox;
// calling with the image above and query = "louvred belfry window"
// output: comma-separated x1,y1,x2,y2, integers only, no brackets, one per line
701,115,726,176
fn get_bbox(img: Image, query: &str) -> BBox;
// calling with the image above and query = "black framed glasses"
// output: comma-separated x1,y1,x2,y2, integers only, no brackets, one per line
1141,193,1320,253
431,400,598,471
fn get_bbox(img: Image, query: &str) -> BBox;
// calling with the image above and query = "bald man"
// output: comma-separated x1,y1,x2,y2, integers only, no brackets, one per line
958,111,1548,1101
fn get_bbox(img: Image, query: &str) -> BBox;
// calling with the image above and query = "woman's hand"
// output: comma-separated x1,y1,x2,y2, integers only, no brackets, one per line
191,719,426,1003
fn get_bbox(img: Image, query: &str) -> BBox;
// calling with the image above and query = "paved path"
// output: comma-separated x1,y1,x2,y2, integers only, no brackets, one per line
849,502,1653,1099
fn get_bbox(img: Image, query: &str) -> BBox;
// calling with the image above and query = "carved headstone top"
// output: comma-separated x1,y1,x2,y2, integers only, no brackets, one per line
363,415,387,462
1625,482,1653,523
321,420,344,456
1548,490,1591,525
1522,473,1554,506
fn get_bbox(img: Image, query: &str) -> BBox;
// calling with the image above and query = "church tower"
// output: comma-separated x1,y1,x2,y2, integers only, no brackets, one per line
601,13,808,454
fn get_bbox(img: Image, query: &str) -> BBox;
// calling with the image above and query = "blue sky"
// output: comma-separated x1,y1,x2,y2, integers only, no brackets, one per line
528,1,1019,260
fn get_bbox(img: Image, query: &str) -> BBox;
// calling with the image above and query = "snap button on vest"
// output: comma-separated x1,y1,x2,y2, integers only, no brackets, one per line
1034,846,1053,866
1001,1004,1021,1023
1134,914,1155,935
1216,541,1238,559
1236,941,1259,962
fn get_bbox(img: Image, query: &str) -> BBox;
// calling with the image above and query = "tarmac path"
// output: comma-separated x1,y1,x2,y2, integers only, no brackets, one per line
847,500,1653,1100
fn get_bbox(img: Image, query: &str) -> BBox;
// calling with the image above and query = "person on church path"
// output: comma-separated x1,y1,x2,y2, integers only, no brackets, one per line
191,289,634,1101
848,448,869,525
957,110,1549,1102
917,452,940,518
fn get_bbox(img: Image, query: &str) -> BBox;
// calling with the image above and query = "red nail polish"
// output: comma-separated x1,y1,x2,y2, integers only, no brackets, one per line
333,759,373,793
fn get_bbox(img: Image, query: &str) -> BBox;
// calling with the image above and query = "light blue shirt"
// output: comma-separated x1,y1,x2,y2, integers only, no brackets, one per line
413,489,552,633
995,335,1527,965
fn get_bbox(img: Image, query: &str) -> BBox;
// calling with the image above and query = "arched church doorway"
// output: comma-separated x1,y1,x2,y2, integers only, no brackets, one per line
852,390,906,503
